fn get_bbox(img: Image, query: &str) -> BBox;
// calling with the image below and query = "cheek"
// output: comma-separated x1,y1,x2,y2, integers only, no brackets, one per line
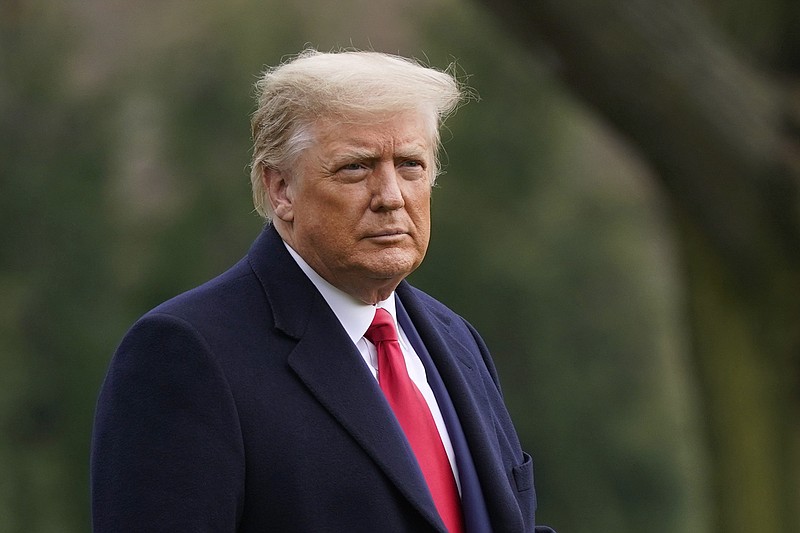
308,209,360,249
410,201,431,250
419,215,431,246
411,192,432,227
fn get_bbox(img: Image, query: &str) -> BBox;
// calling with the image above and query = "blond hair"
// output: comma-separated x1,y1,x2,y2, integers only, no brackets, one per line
249,49,468,218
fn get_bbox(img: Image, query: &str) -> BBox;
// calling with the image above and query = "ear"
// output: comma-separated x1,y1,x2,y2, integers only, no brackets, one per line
263,167,294,222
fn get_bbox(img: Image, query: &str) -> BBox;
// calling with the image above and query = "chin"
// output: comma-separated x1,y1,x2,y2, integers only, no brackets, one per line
364,257,420,280
355,245,424,278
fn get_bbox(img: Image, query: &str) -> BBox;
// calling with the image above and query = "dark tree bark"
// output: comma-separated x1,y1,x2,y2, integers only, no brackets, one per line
474,0,800,531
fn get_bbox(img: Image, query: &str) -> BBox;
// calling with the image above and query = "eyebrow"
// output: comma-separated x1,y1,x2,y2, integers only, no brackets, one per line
329,142,431,162
394,144,431,160
331,147,379,162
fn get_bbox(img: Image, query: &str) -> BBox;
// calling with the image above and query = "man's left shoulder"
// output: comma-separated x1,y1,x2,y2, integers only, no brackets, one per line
399,282,465,323
397,282,483,347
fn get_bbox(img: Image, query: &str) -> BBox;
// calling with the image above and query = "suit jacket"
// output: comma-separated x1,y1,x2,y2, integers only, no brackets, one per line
91,225,554,532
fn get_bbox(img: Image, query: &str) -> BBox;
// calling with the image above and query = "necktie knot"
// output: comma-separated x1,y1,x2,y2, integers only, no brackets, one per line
364,308,398,344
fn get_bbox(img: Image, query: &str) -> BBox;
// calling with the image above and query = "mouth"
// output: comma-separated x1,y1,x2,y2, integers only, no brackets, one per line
365,229,408,243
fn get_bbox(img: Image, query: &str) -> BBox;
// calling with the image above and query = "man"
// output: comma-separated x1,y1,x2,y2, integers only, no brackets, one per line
91,49,555,532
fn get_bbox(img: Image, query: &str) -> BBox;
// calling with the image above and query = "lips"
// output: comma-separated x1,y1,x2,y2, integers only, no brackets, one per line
365,228,407,238
364,229,409,243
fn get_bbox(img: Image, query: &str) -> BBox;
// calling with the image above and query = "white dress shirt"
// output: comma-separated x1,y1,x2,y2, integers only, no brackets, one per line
284,242,460,490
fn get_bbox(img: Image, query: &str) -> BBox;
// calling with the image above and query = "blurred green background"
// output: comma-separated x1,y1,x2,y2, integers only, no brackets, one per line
3,0,799,532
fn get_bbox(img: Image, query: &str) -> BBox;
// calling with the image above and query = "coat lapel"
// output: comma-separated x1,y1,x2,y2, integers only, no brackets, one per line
397,282,526,532
247,226,447,532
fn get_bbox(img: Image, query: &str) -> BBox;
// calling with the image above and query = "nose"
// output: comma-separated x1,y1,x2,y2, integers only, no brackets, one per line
369,163,405,212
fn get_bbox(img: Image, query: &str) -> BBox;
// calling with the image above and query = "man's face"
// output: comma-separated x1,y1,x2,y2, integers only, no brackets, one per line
269,111,434,303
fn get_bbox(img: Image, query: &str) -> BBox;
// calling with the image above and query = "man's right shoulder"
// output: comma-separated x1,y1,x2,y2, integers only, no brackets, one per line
140,257,263,328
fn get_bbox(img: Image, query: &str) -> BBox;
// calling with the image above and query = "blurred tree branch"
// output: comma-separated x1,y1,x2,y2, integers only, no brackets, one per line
475,0,800,531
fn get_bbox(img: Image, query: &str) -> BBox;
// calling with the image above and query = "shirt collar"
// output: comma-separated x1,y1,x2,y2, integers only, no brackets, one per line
283,241,397,344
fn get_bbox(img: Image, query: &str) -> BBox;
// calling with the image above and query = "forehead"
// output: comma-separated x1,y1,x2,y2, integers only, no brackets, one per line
311,111,435,157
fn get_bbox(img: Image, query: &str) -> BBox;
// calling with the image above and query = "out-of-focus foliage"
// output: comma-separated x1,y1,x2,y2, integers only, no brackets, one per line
414,13,707,530
1,1,709,532
474,0,800,531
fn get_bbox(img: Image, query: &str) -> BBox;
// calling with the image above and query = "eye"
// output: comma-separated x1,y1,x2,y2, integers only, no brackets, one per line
398,159,427,177
333,161,370,183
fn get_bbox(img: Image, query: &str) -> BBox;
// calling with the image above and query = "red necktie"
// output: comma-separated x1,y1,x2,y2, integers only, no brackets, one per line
365,308,464,533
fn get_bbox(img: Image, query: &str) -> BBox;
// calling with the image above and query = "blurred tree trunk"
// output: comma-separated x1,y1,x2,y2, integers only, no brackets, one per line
475,0,800,532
